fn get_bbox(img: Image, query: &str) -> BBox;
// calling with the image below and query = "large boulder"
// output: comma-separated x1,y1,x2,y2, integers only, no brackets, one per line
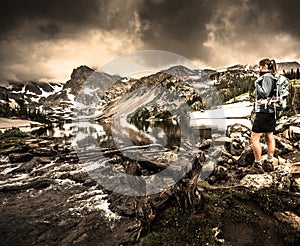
226,124,251,156
240,165,291,191
8,153,33,163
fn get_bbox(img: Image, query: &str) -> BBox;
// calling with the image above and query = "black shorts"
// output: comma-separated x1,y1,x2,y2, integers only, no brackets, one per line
252,112,276,133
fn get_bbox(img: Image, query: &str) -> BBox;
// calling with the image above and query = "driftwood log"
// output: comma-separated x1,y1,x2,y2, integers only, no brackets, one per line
100,144,206,241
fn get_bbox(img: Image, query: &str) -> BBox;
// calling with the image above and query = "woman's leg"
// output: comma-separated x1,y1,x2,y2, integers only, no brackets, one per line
265,132,275,157
251,132,262,161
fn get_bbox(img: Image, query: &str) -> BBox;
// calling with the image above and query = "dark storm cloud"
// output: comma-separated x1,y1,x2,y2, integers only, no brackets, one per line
38,23,61,38
0,0,97,39
227,0,300,38
203,0,300,64
137,0,300,62
0,0,138,40
138,0,213,59
253,0,300,37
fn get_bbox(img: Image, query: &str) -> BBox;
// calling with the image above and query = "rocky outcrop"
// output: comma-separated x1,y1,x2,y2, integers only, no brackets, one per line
203,115,300,195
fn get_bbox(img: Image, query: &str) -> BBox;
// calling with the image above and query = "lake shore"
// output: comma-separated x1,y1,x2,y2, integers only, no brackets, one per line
0,117,43,132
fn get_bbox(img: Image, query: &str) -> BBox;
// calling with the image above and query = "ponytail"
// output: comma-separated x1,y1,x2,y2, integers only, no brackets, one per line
269,59,277,75
259,58,277,75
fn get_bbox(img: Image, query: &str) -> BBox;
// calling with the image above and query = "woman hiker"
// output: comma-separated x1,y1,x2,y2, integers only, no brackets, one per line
251,58,277,173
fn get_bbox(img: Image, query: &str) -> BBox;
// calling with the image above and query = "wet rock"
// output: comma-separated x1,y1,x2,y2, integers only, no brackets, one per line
11,159,40,174
0,144,31,155
33,147,57,157
83,178,97,187
38,140,52,147
58,171,90,184
0,146,16,155
8,152,33,163
0,178,53,192
37,157,53,164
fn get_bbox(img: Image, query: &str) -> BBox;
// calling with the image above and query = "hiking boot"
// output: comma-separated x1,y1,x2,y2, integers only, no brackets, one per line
262,159,274,172
253,162,264,174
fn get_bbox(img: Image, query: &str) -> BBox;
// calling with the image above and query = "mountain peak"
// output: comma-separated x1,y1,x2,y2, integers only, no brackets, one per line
161,65,198,77
70,65,94,80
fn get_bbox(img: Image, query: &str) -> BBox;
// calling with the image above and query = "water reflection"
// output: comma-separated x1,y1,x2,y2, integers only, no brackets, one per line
130,110,181,150
37,115,218,150
45,121,75,138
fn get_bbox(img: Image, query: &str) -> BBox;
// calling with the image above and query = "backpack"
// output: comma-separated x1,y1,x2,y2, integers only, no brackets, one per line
272,74,290,111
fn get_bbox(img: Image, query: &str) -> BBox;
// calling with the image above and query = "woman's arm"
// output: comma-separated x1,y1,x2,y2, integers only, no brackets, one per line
255,75,273,98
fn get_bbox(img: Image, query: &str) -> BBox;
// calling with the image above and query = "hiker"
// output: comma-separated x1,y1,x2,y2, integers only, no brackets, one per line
251,58,277,172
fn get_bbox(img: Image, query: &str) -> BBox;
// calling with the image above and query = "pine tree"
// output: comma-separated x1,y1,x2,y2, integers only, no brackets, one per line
3,93,11,117
17,98,27,118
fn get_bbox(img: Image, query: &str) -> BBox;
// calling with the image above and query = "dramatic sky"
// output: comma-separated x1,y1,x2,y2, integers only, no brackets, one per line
1,0,299,82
